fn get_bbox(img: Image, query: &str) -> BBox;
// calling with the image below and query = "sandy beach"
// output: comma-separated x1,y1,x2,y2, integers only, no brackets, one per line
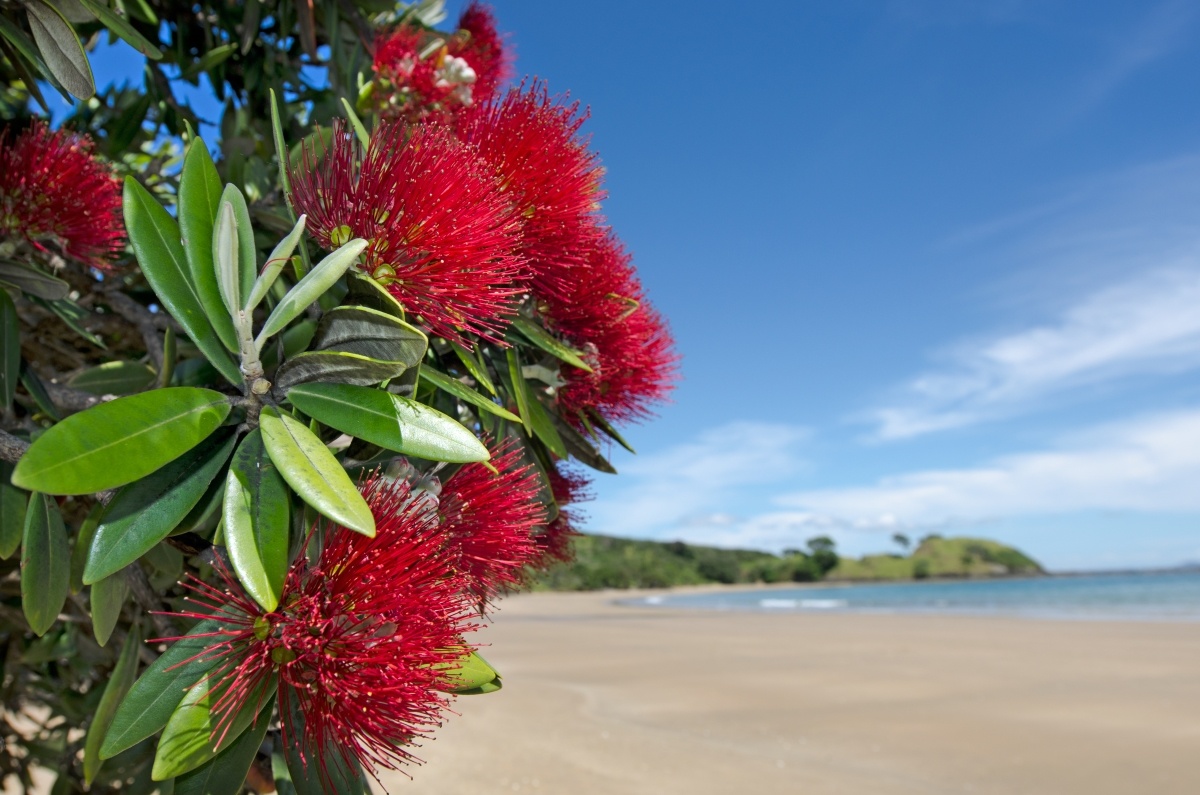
377,589,1200,795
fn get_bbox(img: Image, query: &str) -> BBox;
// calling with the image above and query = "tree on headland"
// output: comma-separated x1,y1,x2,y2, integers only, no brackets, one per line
893,532,911,551
806,535,840,576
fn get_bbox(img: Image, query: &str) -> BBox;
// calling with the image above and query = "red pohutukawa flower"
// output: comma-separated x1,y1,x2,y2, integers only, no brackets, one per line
457,82,605,303
440,440,546,601
454,2,511,103
170,477,477,781
372,3,509,122
0,121,123,269
289,121,524,344
549,231,678,425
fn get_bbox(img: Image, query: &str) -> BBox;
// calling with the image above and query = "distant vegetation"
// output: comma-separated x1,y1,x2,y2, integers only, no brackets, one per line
531,533,1043,591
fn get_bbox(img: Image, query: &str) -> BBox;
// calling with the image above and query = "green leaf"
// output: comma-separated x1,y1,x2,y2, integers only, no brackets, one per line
246,215,306,311
420,366,521,422
344,272,406,319
311,305,427,366
0,14,68,104
67,360,157,395
0,289,17,411
506,348,534,436
287,383,490,463
281,695,368,795
178,140,239,353
525,395,567,459
74,0,163,59
83,429,236,584
451,340,495,395
340,96,370,147
151,669,277,780
217,184,257,307
20,493,70,636
83,625,141,785
256,239,367,347
29,295,104,347
586,408,636,454
25,0,95,99
158,326,177,389
0,461,27,558
436,650,501,693
269,88,293,206
0,260,70,299
19,364,59,420
511,316,593,372
272,350,407,395
183,41,235,77
213,200,241,319
547,405,616,474
259,406,375,537
12,387,231,495
101,618,225,759
174,695,275,795
89,571,128,646
68,501,102,591
123,177,241,384
224,429,289,612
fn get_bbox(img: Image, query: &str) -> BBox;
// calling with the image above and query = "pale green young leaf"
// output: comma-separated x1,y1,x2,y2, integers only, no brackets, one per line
256,238,367,347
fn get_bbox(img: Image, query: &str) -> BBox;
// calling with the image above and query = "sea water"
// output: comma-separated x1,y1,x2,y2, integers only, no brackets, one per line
626,571,1200,621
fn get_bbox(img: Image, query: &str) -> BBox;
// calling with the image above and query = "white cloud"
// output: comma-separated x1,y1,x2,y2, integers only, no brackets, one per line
589,410,1200,555
585,421,809,540
785,408,1200,527
869,267,1200,439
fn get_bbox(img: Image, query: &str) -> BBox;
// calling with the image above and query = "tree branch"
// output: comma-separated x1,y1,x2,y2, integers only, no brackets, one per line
99,290,166,372
0,430,29,463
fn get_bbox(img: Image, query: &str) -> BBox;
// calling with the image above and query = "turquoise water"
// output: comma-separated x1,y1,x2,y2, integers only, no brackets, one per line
627,571,1200,621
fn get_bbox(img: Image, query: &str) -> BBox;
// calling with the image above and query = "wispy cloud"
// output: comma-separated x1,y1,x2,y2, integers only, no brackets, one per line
592,410,1200,554
868,267,1200,439
585,421,809,540
782,408,1200,528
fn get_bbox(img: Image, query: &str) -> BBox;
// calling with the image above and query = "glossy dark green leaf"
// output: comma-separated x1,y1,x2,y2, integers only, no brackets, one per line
151,670,277,780
0,260,70,299
19,363,59,420
74,0,163,59
123,177,241,385
311,305,427,366
510,315,593,372
178,139,238,352
12,387,231,495
282,694,367,795
224,429,289,612
68,360,157,395
287,383,489,463
21,493,70,636
174,695,275,795
83,429,235,584
272,350,407,395
90,571,128,646
344,272,406,319
0,461,26,559
28,294,105,348
505,348,534,436
68,501,102,591
25,0,94,99
547,406,617,474
586,408,636,454
83,625,141,785
525,393,567,460
451,340,495,395
437,650,501,693
101,618,224,759
259,406,375,537
1,288,17,411
420,366,521,422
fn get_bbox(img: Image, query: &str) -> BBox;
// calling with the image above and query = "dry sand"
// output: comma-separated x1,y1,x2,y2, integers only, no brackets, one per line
377,589,1200,795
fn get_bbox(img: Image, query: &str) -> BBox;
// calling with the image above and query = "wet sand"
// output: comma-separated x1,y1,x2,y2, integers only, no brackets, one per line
377,589,1200,795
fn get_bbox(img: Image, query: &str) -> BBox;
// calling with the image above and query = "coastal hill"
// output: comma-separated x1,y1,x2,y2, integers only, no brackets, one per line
532,533,1042,591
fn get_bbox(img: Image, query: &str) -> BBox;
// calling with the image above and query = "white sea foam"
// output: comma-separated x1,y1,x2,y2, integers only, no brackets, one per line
759,598,798,609
800,598,848,609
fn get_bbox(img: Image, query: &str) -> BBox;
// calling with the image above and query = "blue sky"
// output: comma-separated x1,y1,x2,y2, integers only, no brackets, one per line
85,1,1200,570
482,0,1200,570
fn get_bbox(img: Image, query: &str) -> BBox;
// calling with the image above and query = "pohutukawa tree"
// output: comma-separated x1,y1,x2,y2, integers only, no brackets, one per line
0,0,676,792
